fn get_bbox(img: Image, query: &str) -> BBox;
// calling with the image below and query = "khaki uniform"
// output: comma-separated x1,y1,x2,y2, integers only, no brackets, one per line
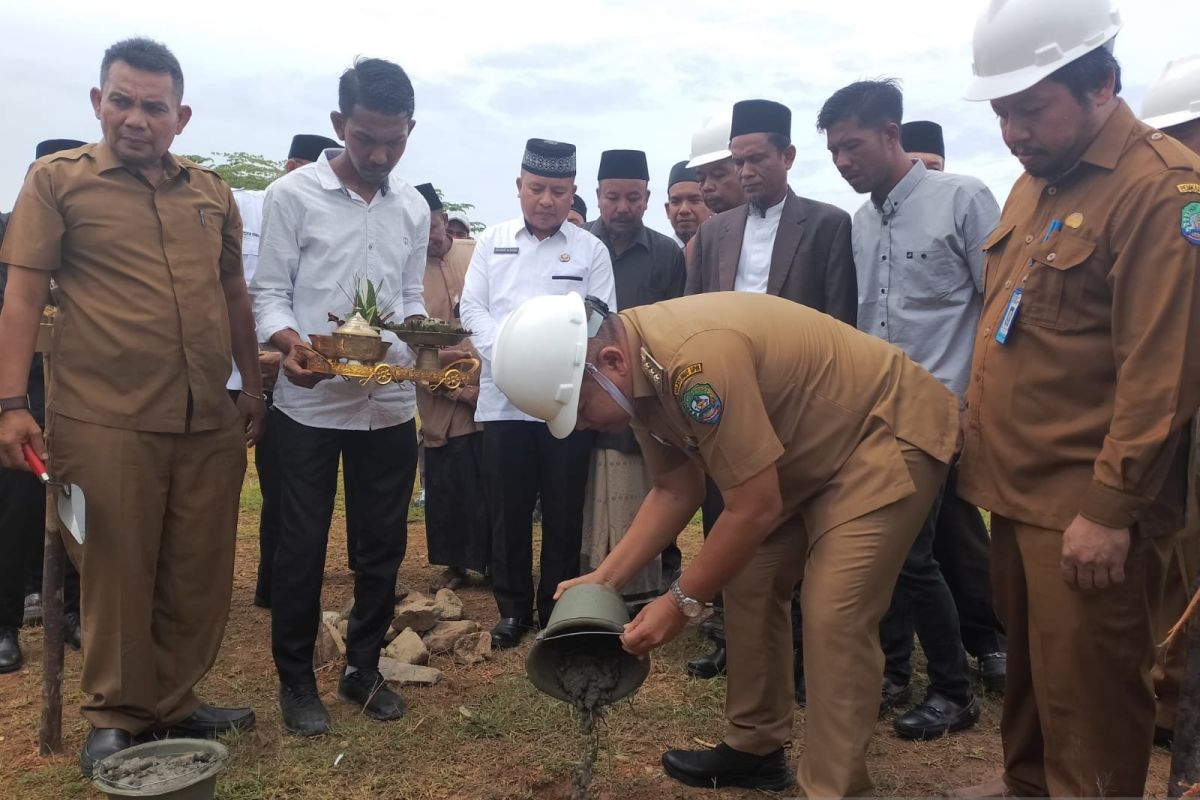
0,142,247,733
958,102,1200,797
622,292,956,797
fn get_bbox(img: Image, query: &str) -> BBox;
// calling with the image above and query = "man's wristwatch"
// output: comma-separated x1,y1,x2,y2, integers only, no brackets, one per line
0,396,31,413
669,579,704,619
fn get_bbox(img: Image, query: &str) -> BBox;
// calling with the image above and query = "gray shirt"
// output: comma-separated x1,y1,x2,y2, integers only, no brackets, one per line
852,161,1000,400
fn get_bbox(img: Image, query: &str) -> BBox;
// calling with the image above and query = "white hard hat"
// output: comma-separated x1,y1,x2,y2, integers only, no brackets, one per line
965,0,1123,102
686,112,733,169
1142,55,1200,131
492,292,588,439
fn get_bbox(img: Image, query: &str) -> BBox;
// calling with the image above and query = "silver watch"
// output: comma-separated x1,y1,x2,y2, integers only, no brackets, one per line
669,579,704,619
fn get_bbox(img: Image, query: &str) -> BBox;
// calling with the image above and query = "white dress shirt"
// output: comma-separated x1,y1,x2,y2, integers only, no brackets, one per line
461,217,616,423
251,149,429,430
227,188,264,391
853,161,1000,400
733,196,785,293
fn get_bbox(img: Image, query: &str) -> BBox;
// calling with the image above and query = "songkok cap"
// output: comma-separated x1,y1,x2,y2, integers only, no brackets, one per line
522,138,577,178
901,121,945,157
288,134,340,162
668,160,701,190
571,194,588,219
35,139,85,159
415,182,443,212
730,99,792,140
597,149,649,182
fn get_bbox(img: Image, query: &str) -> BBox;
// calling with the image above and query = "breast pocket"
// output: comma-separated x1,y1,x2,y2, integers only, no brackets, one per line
547,267,587,295
1018,234,1095,331
897,245,964,308
980,223,1016,298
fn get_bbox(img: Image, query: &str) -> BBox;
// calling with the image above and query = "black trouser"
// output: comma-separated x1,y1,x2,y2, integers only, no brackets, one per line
425,432,490,574
253,400,283,602
880,486,974,704
933,472,1006,658
483,421,592,625
1,468,80,629
270,412,416,687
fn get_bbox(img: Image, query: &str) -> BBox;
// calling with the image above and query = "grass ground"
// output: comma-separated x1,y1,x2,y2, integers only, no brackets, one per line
0,465,1174,798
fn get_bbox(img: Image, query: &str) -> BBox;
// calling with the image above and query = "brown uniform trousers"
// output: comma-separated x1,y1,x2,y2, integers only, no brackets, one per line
625,294,957,798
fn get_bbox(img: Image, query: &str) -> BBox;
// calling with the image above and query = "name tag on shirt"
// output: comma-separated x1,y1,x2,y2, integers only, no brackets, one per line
494,246,519,255
995,287,1022,344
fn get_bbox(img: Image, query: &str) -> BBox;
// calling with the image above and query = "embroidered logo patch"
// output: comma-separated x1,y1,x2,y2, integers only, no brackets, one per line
672,363,703,396
1182,202,1200,246
1178,183,1200,195
681,383,723,425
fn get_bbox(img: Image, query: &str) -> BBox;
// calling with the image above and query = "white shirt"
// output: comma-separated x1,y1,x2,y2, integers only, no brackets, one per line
733,196,785,293
227,188,265,391
250,149,429,430
461,217,616,423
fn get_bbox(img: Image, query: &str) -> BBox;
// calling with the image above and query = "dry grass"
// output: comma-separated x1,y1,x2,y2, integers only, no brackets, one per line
0,465,1174,799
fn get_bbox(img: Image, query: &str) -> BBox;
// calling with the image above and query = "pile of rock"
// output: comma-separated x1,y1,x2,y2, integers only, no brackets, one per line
315,588,491,687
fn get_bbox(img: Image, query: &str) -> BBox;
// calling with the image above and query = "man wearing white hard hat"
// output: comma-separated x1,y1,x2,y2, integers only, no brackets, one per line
954,2,1200,797
493,291,956,795
686,112,746,216
1141,53,1200,754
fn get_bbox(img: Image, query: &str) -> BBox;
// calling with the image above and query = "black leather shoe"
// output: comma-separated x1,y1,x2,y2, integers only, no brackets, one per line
80,727,133,777
64,612,82,651
22,593,42,627
279,683,331,737
0,628,22,674
687,644,727,679
490,617,534,650
662,742,793,791
162,703,256,738
698,609,725,641
894,693,980,740
338,667,405,721
880,676,912,717
979,652,1006,693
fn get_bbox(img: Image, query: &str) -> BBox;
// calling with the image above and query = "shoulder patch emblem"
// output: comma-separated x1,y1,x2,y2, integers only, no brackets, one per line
672,363,703,396
681,383,723,425
1182,202,1200,246
1178,183,1200,195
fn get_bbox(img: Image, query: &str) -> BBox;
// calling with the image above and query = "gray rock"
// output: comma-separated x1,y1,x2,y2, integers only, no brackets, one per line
422,620,481,653
433,588,464,621
452,631,493,665
382,627,429,665
313,620,345,667
378,657,441,686
393,593,441,633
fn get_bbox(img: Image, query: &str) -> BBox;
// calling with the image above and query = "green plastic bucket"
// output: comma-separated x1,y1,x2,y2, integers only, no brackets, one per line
93,739,228,799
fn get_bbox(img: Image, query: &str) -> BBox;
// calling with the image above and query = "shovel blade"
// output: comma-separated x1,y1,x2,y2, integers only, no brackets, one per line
57,485,85,545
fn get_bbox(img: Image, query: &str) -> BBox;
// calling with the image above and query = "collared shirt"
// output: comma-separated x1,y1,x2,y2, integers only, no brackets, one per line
417,239,481,447
0,213,44,425
958,101,1200,535
734,196,785,293
0,142,242,433
227,188,265,391
585,218,687,452
251,149,429,431
622,293,957,538
853,161,1000,400
460,217,616,423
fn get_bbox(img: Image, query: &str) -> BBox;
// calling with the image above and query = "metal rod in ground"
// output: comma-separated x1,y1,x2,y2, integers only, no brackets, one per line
38,345,64,756
1169,573,1200,797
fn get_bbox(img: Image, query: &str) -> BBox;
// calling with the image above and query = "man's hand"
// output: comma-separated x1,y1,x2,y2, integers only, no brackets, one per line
282,343,333,389
553,570,614,600
258,351,282,393
0,409,46,471
1060,514,1131,591
621,594,687,657
237,393,267,447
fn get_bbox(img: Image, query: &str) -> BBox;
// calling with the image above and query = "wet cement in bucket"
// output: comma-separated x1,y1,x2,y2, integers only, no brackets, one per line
552,642,622,800
97,752,217,790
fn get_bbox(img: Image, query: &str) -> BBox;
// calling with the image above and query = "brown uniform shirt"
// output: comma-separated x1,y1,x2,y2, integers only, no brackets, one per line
958,101,1200,536
417,238,481,448
0,142,243,434
622,292,958,538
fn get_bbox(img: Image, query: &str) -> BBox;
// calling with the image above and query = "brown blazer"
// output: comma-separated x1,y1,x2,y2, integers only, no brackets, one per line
685,188,857,325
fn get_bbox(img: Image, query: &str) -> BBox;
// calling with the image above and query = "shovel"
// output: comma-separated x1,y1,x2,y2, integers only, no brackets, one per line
21,443,86,545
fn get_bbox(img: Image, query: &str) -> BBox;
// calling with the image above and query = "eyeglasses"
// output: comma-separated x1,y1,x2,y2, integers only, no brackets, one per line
584,295,611,338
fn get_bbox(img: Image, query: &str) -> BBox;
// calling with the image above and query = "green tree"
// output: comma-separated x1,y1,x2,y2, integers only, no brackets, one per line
438,190,486,233
184,152,284,190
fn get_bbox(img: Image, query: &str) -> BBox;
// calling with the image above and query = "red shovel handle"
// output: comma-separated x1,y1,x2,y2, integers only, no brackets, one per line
21,443,51,483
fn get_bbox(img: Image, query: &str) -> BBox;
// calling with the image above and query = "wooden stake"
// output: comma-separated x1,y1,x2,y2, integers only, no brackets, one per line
36,335,64,756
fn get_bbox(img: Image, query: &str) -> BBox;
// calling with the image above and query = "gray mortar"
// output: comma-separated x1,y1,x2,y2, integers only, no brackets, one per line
551,641,623,799
97,752,217,789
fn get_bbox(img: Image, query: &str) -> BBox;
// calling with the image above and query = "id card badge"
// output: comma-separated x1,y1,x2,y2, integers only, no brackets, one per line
995,287,1023,344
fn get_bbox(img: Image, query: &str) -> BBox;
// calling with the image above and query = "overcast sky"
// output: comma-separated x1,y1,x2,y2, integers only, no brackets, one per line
0,0,1182,236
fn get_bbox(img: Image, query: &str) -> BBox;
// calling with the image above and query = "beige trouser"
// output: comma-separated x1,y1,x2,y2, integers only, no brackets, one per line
992,516,1176,798
722,445,947,799
51,414,245,734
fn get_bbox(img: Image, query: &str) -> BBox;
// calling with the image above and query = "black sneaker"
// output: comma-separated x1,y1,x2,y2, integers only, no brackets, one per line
278,682,331,737
337,667,406,721
22,593,42,627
